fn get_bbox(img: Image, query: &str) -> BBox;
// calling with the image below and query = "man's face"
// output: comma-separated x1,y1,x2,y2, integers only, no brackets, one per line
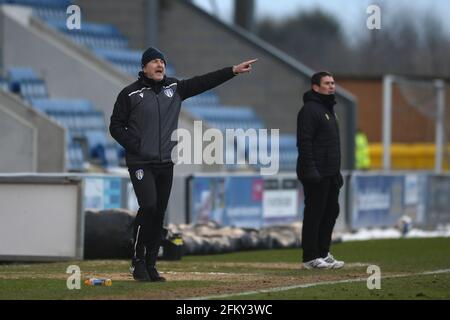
143,59,166,81
313,76,336,95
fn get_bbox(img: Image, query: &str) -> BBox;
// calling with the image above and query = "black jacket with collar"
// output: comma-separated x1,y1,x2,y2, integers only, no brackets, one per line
110,67,235,166
296,90,341,181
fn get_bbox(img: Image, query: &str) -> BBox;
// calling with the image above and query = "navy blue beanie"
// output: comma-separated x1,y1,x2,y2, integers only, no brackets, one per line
141,47,166,68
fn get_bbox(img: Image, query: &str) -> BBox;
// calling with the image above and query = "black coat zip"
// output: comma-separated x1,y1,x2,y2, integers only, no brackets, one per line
156,94,162,162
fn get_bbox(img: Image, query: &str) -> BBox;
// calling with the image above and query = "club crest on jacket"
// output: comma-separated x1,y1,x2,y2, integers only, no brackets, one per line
135,169,144,181
164,88,174,98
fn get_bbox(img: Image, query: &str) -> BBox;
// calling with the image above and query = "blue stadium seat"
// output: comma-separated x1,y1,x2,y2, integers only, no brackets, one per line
185,105,265,133
185,105,258,121
183,91,220,107
68,33,128,50
93,48,142,76
66,142,85,172
1,0,70,21
8,0,71,9
2,0,284,172
43,18,129,49
75,111,106,130
84,129,107,155
93,48,176,77
0,78,9,92
11,1,170,79
16,79,48,99
46,111,74,129
30,99,94,113
33,7,67,20
102,143,120,167
7,67,39,81
93,48,141,63
6,68,48,100
44,19,122,37
45,109,107,158
3,61,113,169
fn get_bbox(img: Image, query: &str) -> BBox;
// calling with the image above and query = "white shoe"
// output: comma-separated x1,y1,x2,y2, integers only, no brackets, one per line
323,253,345,269
303,258,333,269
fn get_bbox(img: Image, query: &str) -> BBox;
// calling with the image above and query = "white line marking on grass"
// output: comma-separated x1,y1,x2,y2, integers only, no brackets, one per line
164,271,237,276
187,269,450,300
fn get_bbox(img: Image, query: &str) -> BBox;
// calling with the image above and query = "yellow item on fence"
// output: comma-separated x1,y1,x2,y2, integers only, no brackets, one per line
369,144,450,170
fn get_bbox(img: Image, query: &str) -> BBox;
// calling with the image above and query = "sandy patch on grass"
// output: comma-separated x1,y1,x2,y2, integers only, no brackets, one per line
90,272,374,300
0,261,377,299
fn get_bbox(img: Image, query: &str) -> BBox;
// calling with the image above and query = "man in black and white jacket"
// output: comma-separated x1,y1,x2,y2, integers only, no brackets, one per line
110,47,257,281
296,71,345,270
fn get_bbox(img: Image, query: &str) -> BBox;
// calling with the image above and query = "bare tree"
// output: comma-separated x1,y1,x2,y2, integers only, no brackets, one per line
257,9,352,73
256,6,450,78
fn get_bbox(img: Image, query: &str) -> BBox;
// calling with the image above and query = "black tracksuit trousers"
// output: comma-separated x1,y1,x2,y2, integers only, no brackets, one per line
301,174,341,262
128,163,174,267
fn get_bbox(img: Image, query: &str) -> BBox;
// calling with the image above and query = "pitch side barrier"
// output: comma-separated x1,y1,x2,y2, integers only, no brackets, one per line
187,171,450,231
0,174,84,261
185,172,349,231
349,171,450,229
1,172,448,261
0,173,138,261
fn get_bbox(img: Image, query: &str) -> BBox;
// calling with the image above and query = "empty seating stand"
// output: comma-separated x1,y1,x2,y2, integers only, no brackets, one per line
41,105,107,152
93,48,176,77
7,67,48,101
185,105,265,131
1,64,122,171
182,91,220,107
44,18,129,50
2,0,297,171
6,0,162,78
0,0,70,21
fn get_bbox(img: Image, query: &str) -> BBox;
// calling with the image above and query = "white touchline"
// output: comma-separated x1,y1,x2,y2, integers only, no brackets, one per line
164,271,240,276
185,269,450,300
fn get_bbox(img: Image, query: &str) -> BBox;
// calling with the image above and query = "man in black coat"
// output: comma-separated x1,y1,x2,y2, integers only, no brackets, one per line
296,71,345,269
110,47,257,281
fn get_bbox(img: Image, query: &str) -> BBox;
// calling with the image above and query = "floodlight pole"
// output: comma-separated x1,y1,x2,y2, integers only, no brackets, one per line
234,0,255,32
146,0,159,47
382,75,394,171
434,79,445,174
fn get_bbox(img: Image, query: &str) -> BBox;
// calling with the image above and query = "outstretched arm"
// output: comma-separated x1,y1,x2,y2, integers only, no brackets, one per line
178,59,258,100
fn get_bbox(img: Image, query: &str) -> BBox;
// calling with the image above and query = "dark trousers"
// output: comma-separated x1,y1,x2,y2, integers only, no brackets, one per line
301,175,341,262
128,163,173,267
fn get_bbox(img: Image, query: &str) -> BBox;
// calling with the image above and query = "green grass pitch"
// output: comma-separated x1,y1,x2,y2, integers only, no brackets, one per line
1,238,449,300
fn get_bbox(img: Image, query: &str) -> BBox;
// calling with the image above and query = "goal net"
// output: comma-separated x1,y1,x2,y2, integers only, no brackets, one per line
383,75,449,172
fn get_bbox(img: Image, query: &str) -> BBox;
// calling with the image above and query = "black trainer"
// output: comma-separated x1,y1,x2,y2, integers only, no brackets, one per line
145,243,166,282
146,266,166,282
132,258,151,282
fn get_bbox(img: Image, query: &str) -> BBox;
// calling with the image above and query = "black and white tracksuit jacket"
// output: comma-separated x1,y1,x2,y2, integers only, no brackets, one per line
109,67,236,166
